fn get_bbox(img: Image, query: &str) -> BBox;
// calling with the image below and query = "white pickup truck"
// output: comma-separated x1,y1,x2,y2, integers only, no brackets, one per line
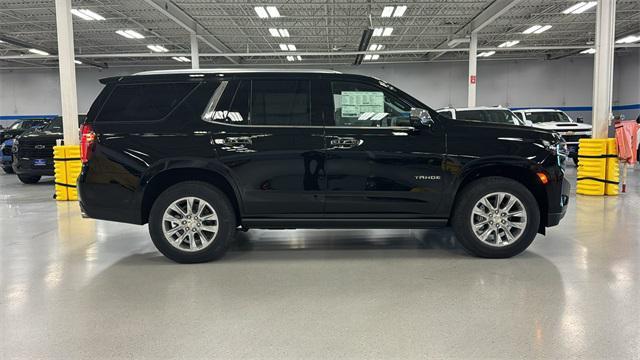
436,106,526,126
512,109,592,165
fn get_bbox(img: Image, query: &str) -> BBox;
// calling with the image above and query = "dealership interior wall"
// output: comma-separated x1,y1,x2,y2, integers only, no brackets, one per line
2,49,639,123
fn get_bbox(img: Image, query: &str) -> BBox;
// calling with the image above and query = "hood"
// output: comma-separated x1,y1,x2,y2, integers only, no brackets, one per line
532,122,592,131
446,118,558,142
18,129,63,142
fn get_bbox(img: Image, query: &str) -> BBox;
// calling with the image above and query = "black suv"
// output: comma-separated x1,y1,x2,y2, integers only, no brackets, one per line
78,69,569,263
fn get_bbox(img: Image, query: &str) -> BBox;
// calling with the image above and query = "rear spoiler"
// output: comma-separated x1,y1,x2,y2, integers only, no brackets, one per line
99,76,125,84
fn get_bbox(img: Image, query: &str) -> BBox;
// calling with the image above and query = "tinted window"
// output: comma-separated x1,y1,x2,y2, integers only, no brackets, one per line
97,82,197,122
525,111,571,123
43,118,63,132
438,111,453,119
330,81,412,127
251,80,310,126
456,110,520,125
205,81,250,125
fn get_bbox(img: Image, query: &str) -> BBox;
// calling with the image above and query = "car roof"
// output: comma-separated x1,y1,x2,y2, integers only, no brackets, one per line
516,108,563,113
133,68,342,76
437,106,511,112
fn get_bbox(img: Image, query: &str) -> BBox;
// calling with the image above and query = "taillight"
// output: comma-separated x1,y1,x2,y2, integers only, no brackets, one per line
79,123,96,164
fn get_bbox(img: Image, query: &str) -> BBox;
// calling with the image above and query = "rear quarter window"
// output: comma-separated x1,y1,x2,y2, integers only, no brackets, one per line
96,82,197,123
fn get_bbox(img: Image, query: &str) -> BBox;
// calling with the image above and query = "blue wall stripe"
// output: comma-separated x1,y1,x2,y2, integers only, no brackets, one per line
511,103,640,112
0,115,58,120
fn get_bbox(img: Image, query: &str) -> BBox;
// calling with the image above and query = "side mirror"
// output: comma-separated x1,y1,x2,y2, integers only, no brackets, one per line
576,117,584,123
524,120,533,127
410,108,434,128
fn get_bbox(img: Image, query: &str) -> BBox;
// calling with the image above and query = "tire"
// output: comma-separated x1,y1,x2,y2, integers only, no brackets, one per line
452,177,540,258
2,166,13,174
17,174,41,184
148,181,236,263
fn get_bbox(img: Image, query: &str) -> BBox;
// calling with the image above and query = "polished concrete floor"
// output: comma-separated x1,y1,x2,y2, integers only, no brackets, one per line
1,167,639,359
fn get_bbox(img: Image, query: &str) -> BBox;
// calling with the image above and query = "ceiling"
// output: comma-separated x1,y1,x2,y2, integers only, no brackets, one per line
0,0,638,69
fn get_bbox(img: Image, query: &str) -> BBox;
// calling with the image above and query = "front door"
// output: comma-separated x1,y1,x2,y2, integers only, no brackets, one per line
206,78,326,216
321,79,446,217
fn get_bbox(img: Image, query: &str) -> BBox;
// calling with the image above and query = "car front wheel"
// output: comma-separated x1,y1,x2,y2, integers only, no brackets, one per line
148,181,236,263
452,177,540,258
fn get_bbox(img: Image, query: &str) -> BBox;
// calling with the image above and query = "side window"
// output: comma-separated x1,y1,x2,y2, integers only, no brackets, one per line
204,80,250,125
514,112,524,120
97,82,197,122
438,111,453,119
251,80,310,126
330,81,412,127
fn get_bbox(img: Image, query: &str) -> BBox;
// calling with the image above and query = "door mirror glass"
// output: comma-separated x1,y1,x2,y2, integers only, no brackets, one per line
576,117,584,123
410,108,434,127
524,120,533,126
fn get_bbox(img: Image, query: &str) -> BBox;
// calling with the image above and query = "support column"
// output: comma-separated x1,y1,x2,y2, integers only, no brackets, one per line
54,0,79,146
190,33,200,69
591,0,616,138
468,32,478,107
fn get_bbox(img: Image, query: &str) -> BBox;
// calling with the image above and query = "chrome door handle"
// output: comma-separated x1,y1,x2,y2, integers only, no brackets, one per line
330,137,361,149
216,137,252,146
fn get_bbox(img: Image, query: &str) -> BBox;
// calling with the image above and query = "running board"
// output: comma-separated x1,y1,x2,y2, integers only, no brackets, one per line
241,218,448,229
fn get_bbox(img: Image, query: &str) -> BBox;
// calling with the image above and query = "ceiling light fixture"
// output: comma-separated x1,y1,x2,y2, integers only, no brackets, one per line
616,34,640,44
286,55,295,62
381,5,407,17
266,6,280,18
580,48,596,54
523,25,542,34
477,51,496,57
74,60,82,64
364,54,380,61
255,6,280,18
254,6,269,18
498,40,520,48
534,25,552,34
563,1,597,14
172,56,191,62
116,30,144,39
369,44,384,51
28,48,49,56
381,6,394,17
393,6,407,17
372,27,393,37
287,44,296,51
147,44,168,52
279,44,296,51
71,8,105,21
269,29,290,37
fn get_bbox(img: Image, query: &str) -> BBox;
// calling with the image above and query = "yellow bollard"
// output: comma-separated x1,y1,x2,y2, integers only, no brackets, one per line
576,138,619,196
53,145,82,201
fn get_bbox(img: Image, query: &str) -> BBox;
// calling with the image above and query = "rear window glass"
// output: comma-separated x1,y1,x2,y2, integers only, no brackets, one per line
525,111,571,123
456,110,519,125
97,82,197,122
252,80,310,126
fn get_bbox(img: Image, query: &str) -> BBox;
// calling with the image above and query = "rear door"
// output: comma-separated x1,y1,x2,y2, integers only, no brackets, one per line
321,78,446,217
204,77,326,216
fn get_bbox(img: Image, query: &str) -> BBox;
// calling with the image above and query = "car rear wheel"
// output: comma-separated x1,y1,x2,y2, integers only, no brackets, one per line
2,166,13,174
17,174,41,184
148,181,236,263
452,177,540,258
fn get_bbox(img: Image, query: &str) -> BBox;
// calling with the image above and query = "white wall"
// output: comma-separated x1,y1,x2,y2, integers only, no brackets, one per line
1,50,638,124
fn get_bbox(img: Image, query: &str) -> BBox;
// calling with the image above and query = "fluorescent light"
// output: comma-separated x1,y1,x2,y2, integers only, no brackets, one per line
393,6,407,17
286,55,295,61
498,40,520,47
373,28,383,37
279,29,289,37
72,8,105,21
523,25,542,34
381,6,394,17
364,54,372,60
147,44,168,52
369,44,384,51
371,54,380,60
616,35,640,44
180,57,191,62
254,6,268,18
382,27,393,36
172,56,191,62
269,28,280,37
266,6,280,18
71,9,93,20
580,48,596,54
279,44,288,50
28,49,49,56
573,1,597,14
74,60,82,64
117,29,144,39
477,51,496,57
287,44,296,51
296,55,302,61
563,2,587,14
534,25,552,34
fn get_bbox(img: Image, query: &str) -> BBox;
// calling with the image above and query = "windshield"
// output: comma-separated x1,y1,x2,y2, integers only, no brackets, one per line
9,122,22,130
43,118,63,132
456,109,522,125
524,111,572,123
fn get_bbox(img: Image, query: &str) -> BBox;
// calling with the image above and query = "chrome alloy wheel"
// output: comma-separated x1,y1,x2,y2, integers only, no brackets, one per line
162,197,219,252
470,192,528,247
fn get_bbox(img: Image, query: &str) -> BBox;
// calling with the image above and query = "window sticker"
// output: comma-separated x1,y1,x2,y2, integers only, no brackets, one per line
340,91,385,118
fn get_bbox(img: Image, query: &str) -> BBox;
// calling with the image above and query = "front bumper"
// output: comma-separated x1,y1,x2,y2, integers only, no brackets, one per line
12,157,55,176
547,177,570,227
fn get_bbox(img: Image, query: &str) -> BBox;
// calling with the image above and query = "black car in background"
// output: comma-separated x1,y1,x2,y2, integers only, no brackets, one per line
0,118,51,144
11,115,86,184
78,69,570,263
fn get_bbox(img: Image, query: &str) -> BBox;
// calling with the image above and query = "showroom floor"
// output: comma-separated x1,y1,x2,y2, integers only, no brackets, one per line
1,167,638,359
